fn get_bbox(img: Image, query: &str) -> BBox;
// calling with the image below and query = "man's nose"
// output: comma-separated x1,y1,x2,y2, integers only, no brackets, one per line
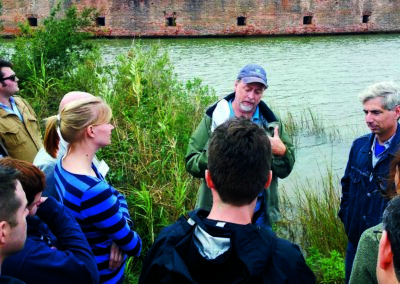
247,91,255,98
365,113,373,122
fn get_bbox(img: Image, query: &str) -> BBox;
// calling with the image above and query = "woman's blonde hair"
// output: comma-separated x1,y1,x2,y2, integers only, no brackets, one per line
44,97,112,158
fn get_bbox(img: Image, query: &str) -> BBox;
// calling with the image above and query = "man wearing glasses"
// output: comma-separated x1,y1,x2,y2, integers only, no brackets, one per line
185,64,295,228
0,60,42,162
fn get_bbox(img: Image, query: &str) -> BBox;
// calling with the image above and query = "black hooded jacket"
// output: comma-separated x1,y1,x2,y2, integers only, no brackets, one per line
139,209,315,284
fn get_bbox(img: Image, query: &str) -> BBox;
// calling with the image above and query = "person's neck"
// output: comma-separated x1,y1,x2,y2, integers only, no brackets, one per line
0,95,11,108
62,142,97,176
207,201,255,225
377,128,397,145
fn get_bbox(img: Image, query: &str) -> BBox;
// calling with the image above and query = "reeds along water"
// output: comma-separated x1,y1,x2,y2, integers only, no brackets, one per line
277,167,347,283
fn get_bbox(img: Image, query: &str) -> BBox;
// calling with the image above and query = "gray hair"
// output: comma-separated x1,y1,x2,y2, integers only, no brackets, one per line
359,81,400,110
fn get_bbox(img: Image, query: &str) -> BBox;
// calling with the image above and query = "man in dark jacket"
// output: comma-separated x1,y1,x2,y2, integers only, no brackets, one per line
139,118,315,284
339,81,400,283
0,158,99,284
0,166,28,284
185,64,295,227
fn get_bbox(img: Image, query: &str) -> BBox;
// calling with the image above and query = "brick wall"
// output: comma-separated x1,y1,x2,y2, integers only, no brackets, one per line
1,0,400,37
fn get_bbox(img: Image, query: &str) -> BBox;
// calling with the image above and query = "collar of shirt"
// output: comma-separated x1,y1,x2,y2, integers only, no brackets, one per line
228,99,261,124
371,133,395,168
371,134,394,156
0,97,23,121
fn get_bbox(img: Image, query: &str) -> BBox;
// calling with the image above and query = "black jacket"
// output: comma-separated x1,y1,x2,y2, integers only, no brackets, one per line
139,209,315,284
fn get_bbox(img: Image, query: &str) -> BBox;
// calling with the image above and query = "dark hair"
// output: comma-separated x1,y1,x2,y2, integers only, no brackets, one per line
383,196,400,281
208,118,272,206
385,150,400,199
0,158,45,206
0,166,21,228
0,59,13,80
0,59,13,87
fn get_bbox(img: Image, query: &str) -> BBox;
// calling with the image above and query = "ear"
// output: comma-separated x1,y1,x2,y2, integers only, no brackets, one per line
205,170,215,189
394,105,400,120
86,125,95,138
0,221,8,245
378,231,393,270
264,171,272,189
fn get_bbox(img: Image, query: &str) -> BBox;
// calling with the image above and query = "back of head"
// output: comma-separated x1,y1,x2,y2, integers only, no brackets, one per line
359,81,400,110
208,118,272,206
0,59,12,79
383,196,400,281
0,158,45,207
59,91,95,113
387,150,400,198
44,96,112,158
0,166,21,228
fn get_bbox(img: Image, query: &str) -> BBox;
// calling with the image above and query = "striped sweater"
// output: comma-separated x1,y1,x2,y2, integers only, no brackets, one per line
55,159,142,284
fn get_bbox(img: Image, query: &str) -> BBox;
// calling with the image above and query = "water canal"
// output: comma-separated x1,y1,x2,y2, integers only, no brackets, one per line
3,34,400,194
98,34,400,195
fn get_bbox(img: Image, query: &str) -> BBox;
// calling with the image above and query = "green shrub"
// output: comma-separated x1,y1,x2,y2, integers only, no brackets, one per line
90,43,217,281
10,3,100,122
306,247,345,284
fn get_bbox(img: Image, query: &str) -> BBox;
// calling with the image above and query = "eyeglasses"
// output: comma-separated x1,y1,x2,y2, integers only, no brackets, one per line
373,230,383,243
0,74,17,82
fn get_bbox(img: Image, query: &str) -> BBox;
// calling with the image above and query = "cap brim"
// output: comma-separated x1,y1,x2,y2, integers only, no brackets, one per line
241,77,268,88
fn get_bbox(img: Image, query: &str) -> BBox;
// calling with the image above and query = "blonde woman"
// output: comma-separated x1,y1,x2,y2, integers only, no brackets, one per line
44,96,141,284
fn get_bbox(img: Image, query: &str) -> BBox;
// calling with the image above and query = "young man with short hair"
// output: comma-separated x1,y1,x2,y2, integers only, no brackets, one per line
377,196,400,284
0,166,28,284
140,118,314,284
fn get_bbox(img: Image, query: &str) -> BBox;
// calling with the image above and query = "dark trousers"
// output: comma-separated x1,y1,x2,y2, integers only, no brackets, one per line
345,241,357,284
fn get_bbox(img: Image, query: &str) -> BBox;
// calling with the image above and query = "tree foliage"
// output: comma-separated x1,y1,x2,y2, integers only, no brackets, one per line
12,3,97,81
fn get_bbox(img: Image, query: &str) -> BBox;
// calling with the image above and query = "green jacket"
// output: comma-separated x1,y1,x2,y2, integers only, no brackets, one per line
185,93,295,223
0,96,42,162
349,223,381,284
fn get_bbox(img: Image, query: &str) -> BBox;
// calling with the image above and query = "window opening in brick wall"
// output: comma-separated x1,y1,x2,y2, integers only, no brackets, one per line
166,16,176,27
27,17,38,27
362,14,370,23
237,16,246,26
96,17,106,26
303,16,312,25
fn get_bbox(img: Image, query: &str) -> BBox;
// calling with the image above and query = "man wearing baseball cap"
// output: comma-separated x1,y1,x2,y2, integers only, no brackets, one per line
185,64,295,227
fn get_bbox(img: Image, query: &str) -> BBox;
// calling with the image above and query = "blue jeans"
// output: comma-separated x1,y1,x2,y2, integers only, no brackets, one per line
345,241,357,284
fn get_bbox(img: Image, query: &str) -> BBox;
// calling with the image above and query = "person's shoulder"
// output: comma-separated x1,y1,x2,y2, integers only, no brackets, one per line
273,236,303,257
13,96,32,108
33,147,56,168
2,236,48,275
156,215,190,241
360,222,383,242
0,275,25,284
353,133,372,143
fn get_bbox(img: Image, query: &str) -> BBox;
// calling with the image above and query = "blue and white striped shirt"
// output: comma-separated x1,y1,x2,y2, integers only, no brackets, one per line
55,159,142,284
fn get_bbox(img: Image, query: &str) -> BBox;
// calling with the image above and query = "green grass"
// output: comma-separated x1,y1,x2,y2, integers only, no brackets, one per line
278,168,347,283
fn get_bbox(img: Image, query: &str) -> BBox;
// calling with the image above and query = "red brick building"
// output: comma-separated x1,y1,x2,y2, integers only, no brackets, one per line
1,0,400,37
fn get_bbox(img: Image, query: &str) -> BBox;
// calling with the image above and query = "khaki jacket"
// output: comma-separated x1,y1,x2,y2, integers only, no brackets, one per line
0,96,42,162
